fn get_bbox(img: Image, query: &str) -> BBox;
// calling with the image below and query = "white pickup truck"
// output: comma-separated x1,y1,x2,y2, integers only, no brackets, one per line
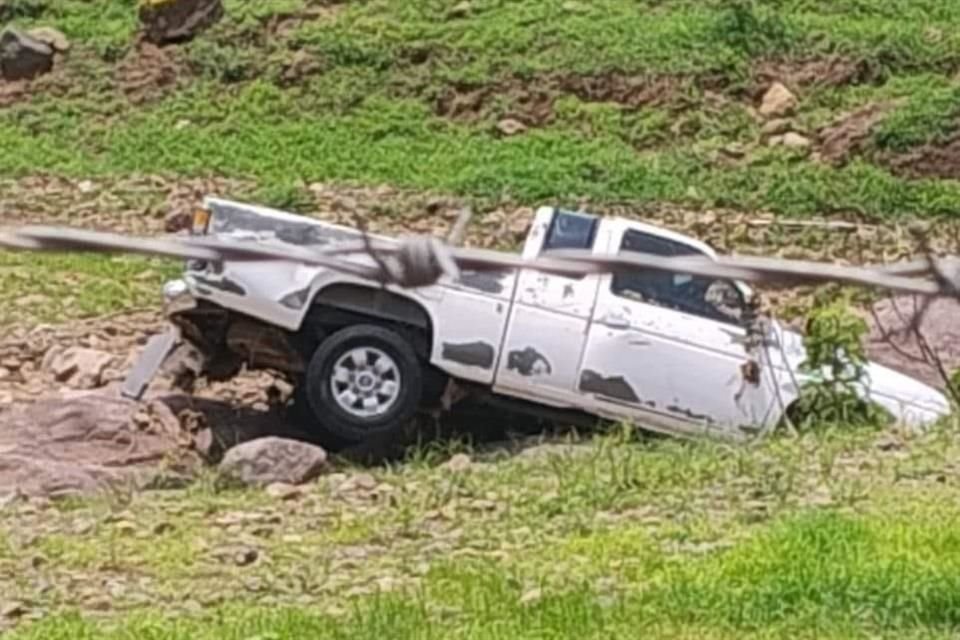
123,198,952,446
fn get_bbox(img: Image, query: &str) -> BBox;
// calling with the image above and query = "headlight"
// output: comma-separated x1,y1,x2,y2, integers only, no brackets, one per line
191,206,211,235
163,279,189,300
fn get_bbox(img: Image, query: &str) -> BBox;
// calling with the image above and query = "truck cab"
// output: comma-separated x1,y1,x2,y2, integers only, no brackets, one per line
429,207,772,440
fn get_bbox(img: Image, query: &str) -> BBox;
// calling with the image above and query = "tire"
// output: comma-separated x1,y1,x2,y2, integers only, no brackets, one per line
304,324,424,443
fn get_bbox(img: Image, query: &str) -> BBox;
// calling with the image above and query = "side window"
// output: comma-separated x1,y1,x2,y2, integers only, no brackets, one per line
543,210,598,252
611,230,744,324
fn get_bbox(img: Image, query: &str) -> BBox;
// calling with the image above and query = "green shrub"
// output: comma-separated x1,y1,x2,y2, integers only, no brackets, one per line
790,299,890,429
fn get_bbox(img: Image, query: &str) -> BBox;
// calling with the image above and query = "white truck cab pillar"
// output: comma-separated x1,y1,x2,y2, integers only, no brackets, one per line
491,208,610,408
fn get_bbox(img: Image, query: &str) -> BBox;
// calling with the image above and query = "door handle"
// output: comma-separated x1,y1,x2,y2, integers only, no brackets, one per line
602,313,630,329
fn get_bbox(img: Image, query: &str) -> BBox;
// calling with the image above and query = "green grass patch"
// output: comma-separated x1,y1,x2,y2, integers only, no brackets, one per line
3,82,960,218
10,507,960,639
0,252,178,325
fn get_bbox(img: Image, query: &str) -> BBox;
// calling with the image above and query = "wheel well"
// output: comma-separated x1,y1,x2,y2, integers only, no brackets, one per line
301,283,434,357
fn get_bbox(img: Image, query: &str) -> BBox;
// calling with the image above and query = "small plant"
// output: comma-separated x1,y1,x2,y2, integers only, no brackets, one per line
712,0,794,58
790,299,890,429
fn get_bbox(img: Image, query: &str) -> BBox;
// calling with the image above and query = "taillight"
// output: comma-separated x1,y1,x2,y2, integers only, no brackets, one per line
191,206,211,235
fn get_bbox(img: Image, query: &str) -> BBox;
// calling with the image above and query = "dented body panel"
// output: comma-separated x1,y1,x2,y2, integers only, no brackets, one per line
137,197,952,440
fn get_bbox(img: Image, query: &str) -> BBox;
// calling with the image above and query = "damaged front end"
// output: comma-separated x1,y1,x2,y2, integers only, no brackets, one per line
121,203,308,400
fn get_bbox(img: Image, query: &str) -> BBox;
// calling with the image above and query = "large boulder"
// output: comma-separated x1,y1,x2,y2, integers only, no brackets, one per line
0,394,195,499
139,0,224,45
219,437,328,487
0,27,53,81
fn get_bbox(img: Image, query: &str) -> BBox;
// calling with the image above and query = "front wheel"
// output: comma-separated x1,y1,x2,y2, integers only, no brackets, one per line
304,324,424,443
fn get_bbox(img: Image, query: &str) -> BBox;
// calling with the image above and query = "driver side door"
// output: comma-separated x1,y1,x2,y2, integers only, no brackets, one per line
578,223,775,437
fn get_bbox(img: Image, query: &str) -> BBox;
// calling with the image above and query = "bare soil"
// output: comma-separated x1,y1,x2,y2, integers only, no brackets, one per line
882,132,960,180
749,56,879,100
117,41,186,105
432,72,691,127
817,102,893,165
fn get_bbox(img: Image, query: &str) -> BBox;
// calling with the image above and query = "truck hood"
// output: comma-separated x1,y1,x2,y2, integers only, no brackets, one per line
768,321,952,427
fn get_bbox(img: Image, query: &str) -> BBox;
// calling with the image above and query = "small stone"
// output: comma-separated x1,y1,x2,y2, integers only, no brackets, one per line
781,132,812,149
219,437,328,487
446,1,471,19
340,473,377,493
46,347,115,389
114,521,137,535
761,118,793,136
234,547,259,566
562,1,589,12
1,601,26,619
26,27,69,52
496,118,527,137
0,492,20,509
153,521,174,535
0,27,53,81
759,82,798,118
519,588,543,606
445,453,472,473
0,367,10,381
265,482,303,500
876,436,903,451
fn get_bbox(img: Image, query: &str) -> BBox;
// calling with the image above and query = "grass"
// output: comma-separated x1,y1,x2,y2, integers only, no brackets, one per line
2,1,960,634
0,0,958,227
4,424,960,638
0,253,176,326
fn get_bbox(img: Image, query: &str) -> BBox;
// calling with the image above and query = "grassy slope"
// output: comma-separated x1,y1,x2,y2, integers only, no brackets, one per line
2,1,960,636
4,424,960,639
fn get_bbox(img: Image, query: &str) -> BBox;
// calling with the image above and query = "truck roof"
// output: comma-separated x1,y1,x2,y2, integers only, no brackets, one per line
547,206,719,260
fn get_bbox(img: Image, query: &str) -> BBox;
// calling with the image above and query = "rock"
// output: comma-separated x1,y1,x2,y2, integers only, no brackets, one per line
761,118,793,137
46,347,115,389
759,82,797,118
781,132,812,149
235,547,259,566
265,482,303,500
26,27,69,52
0,27,53,81
0,394,191,499
446,1,471,19
139,0,224,45
496,118,527,137
339,472,377,493
445,453,472,473
0,367,10,381
519,588,543,606
219,437,328,487
0,601,26,619
153,521,174,534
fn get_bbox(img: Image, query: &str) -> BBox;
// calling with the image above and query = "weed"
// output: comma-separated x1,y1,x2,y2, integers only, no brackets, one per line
789,298,890,429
